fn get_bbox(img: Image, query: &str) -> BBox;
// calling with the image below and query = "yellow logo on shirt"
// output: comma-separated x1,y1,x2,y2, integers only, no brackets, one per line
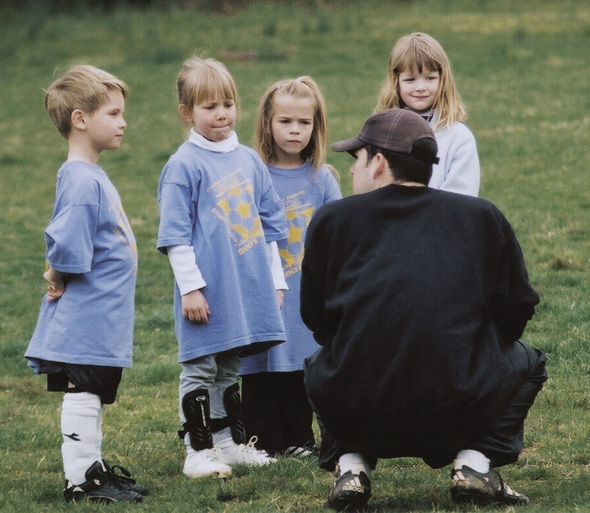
279,193,314,278
210,169,264,256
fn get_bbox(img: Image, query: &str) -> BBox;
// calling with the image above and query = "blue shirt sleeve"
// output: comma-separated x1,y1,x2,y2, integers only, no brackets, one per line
157,159,197,254
257,160,288,243
45,167,100,274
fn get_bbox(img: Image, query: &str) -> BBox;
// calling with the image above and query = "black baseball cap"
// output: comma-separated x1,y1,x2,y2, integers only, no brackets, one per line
331,108,439,164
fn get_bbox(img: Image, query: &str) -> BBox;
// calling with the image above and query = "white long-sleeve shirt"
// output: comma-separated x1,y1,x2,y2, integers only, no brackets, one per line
168,241,286,295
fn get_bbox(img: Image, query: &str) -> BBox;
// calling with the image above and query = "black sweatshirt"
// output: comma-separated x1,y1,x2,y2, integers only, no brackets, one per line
301,184,539,461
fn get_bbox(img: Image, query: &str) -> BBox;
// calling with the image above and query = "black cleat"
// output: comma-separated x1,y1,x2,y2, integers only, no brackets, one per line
282,444,318,458
327,468,371,511
451,465,530,506
64,461,143,504
103,459,150,496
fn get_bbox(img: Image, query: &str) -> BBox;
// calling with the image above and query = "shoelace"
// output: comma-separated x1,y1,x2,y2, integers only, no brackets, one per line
243,436,268,454
109,464,136,484
201,448,222,460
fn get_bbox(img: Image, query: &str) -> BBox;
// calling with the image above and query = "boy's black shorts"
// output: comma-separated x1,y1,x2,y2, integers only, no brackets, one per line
46,363,123,405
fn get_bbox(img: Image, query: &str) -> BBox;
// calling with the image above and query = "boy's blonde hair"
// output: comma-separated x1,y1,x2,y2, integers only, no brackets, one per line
45,65,129,139
255,76,328,170
177,57,238,113
376,33,465,130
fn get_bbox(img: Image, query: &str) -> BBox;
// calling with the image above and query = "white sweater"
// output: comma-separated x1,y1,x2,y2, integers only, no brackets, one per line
429,117,480,197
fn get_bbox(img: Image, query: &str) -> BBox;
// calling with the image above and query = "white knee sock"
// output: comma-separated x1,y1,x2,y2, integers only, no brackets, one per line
61,392,103,484
453,449,490,473
213,426,236,448
338,453,371,477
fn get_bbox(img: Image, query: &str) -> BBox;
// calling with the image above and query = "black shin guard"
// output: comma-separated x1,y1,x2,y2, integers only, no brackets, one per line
210,383,246,444
224,383,246,445
180,389,213,451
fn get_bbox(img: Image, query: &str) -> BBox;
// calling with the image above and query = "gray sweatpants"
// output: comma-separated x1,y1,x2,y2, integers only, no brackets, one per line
179,349,241,444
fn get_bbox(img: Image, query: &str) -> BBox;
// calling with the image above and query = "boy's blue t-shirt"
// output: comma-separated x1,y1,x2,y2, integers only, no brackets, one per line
157,142,288,362
25,161,138,369
240,162,342,374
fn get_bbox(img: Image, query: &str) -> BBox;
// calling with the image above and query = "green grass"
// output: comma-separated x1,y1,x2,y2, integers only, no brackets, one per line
1,0,590,511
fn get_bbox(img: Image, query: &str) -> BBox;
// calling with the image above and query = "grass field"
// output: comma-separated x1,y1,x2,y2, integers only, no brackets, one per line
1,0,590,511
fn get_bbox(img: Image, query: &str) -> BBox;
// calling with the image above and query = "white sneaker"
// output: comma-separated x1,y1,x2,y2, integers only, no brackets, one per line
183,448,232,478
216,436,277,467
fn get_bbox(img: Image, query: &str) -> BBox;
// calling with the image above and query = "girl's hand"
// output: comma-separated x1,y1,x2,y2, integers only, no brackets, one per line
182,289,211,325
276,289,285,308
43,268,66,302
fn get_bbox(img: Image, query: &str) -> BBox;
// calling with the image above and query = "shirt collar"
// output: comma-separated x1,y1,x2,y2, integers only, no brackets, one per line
189,128,239,153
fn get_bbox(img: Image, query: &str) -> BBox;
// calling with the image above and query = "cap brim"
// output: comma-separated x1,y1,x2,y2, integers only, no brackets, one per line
331,137,364,153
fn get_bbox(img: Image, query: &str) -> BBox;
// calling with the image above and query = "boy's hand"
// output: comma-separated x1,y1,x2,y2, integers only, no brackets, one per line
43,268,66,302
182,289,210,325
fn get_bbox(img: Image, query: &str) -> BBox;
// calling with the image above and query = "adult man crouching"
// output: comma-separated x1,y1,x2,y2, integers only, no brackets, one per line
300,108,547,510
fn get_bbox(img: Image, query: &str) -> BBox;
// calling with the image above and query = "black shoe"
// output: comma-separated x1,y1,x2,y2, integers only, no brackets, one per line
103,459,150,496
282,444,319,458
327,469,371,511
451,465,530,506
64,461,143,504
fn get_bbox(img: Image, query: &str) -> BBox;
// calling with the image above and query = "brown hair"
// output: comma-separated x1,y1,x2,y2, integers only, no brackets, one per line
45,65,128,138
255,76,328,170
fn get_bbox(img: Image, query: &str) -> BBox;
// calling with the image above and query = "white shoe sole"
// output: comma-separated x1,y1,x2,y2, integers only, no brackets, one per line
183,466,232,479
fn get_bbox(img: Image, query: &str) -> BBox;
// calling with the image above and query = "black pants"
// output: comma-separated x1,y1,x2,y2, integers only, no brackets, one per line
317,341,547,471
241,371,316,455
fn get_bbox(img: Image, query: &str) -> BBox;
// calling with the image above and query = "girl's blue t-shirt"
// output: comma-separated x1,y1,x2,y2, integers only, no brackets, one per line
157,141,288,363
240,162,342,374
26,161,138,369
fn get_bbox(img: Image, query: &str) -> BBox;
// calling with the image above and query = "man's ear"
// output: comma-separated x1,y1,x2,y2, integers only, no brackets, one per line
371,152,387,180
70,109,86,131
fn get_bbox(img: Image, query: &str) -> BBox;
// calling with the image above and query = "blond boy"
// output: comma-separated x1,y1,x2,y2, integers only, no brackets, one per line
25,65,147,503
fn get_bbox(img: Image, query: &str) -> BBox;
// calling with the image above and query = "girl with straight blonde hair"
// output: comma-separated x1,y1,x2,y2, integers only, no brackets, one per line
377,32,480,196
157,56,289,479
